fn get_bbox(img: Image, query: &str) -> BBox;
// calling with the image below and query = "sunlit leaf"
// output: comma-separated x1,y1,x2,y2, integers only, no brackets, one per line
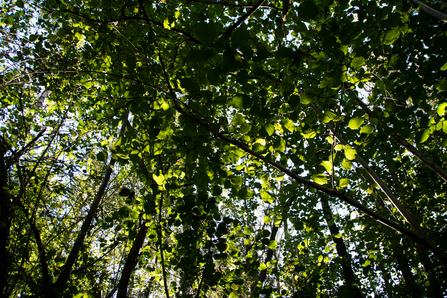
342,158,352,170
360,125,373,135
320,160,332,173
152,173,164,185
362,260,371,267
300,93,316,105
339,178,350,188
263,216,271,224
344,147,357,160
419,128,430,143
232,114,246,126
273,138,286,152
281,118,295,132
311,174,327,185
348,118,364,130
437,103,447,116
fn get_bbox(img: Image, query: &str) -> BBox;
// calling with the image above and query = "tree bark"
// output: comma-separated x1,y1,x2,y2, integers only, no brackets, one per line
395,247,422,297
17,202,52,297
51,113,129,295
320,196,363,298
116,221,149,298
412,0,447,22
416,244,443,298
0,142,11,296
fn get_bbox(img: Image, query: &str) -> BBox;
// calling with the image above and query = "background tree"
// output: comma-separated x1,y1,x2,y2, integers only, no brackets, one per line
1,0,447,297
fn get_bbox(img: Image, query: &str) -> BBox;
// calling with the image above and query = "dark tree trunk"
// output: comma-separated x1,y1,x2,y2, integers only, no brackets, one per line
417,244,444,298
395,246,423,297
0,143,11,296
116,221,149,298
320,196,363,298
51,114,128,295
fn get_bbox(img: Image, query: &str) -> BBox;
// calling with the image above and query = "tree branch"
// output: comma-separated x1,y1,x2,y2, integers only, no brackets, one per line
222,0,266,39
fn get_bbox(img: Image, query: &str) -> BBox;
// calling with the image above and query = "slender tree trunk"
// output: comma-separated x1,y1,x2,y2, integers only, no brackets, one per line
252,224,278,297
17,202,52,297
116,163,156,298
51,113,129,295
394,247,422,297
416,244,444,298
320,196,363,298
0,143,11,296
116,221,149,298
252,195,296,297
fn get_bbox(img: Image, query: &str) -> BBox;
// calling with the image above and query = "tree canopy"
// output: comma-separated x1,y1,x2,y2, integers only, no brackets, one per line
1,0,447,297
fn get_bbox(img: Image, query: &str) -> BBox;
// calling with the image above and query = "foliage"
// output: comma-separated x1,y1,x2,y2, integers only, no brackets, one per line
1,0,447,297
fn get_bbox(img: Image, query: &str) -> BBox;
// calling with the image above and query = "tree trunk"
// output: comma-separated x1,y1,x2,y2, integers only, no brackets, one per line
51,113,128,294
320,196,363,298
0,143,11,296
394,246,422,297
116,221,149,298
416,244,444,298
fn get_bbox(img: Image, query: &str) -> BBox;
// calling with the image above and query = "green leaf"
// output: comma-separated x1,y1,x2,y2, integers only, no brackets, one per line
300,93,316,105
231,27,251,48
163,18,170,29
153,173,164,185
322,111,338,123
383,27,400,45
264,123,275,136
244,226,254,235
334,144,344,151
258,263,267,270
253,143,267,154
302,130,316,139
180,78,200,93
362,259,371,267
348,118,364,130
339,178,350,188
268,240,277,249
344,147,357,160
96,151,106,161
230,176,243,185
436,79,447,91
419,128,430,143
311,174,327,185
298,0,320,21
240,122,252,134
342,158,352,170
195,22,217,46
320,160,332,173
437,103,447,116
232,113,245,126
351,57,365,70
360,125,373,135
263,216,271,224
281,118,295,132
273,138,286,152
260,189,275,203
